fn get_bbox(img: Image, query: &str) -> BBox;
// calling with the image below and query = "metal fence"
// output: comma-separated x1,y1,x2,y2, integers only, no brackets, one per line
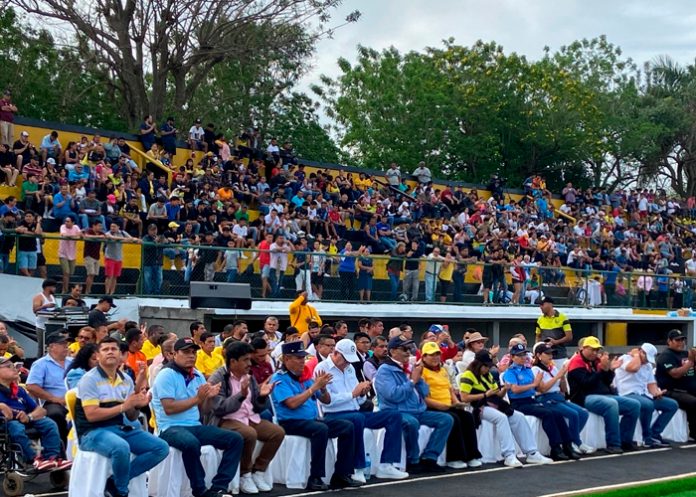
0,231,693,309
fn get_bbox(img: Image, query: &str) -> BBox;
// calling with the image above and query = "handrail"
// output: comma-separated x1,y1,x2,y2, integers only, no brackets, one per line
128,146,172,182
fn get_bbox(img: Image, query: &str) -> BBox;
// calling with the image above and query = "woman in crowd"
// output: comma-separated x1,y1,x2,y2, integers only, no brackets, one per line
531,342,595,455
459,349,552,468
421,342,482,469
64,343,98,389
502,343,580,461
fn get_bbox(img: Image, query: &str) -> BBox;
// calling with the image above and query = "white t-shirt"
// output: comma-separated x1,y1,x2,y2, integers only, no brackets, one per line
189,125,204,140
614,355,654,397
531,365,561,394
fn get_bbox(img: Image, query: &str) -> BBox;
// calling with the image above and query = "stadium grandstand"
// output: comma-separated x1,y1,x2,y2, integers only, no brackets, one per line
1,115,696,497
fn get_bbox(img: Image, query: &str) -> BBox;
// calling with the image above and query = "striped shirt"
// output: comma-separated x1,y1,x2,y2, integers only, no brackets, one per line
75,366,133,437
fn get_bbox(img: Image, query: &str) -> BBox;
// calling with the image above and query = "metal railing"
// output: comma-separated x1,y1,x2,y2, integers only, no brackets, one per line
0,230,693,309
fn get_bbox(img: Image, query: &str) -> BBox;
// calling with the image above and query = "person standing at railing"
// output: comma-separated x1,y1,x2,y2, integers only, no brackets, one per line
269,234,293,297
142,223,165,295
424,247,443,303
403,240,423,302
103,222,139,295
15,210,42,277
292,237,313,299
58,216,83,292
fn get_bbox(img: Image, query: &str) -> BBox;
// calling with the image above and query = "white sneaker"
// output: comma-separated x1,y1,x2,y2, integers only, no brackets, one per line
375,464,409,480
170,264,176,270
526,452,553,465
251,471,272,492
446,460,467,469
351,470,367,484
574,443,596,454
467,459,483,468
240,474,259,494
503,455,523,468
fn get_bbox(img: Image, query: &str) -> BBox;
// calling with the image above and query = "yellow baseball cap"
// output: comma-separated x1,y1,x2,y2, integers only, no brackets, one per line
421,342,441,355
581,336,603,349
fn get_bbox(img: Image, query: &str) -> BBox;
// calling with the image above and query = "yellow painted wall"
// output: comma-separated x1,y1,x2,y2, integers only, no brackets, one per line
605,322,628,346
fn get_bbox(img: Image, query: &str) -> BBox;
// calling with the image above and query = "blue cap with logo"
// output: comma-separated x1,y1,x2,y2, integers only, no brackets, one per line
509,343,529,356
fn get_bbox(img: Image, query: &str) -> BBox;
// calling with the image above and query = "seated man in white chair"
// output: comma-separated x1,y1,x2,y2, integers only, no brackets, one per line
75,336,169,497
151,337,243,497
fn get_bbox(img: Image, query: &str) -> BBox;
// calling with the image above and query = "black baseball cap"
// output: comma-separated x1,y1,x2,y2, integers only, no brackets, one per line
98,296,116,307
668,329,687,341
474,349,494,366
534,342,554,355
46,333,68,345
42,278,58,289
540,297,555,305
174,337,200,351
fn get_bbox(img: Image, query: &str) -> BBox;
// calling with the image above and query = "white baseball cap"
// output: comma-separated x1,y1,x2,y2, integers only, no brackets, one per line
335,339,359,362
641,343,657,364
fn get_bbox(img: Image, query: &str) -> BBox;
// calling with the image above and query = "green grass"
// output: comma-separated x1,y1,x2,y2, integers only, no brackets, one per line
587,476,696,497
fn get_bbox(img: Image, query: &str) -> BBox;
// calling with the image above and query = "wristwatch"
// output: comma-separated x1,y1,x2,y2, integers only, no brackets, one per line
28,414,34,422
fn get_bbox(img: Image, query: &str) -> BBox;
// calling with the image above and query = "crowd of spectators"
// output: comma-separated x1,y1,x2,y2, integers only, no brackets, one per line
0,115,696,307
1,294,694,495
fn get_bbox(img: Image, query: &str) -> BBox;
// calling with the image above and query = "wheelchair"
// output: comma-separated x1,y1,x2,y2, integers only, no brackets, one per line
0,418,69,496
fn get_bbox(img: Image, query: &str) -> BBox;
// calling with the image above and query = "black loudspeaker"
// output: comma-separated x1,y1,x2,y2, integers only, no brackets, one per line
189,282,252,310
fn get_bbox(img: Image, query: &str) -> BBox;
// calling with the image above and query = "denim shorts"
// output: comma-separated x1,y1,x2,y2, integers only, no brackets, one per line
17,251,37,270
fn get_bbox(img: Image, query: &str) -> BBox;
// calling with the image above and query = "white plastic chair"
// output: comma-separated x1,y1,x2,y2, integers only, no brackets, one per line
68,450,147,497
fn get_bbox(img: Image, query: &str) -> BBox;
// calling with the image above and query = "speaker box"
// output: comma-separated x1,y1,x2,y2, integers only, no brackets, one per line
189,282,252,310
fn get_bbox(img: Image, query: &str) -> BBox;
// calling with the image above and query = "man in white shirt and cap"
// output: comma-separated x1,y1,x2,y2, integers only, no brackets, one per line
614,343,679,447
314,339,409,482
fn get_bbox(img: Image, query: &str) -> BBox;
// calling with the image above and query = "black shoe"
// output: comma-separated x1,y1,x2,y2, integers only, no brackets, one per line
550,447,569,462
307,477,329,491
104,477,128,497
406,462,424,474
621,442,639,452
329,474,363,489
563,443,581,460
419,458,446,473
605,446,624,455
645,438,670,448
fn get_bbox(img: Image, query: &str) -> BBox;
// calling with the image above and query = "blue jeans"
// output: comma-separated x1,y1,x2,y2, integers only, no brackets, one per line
159,424,242,496
401,410,453,464
79,214,106,230
0,253,9,273
163,247,186,260
625,393,680,442
279,418,353,480
79,425,169,495
226,269,238,282
324,409,402,468
537,392,589,446
389,273,400,300
424,273,437,302
584,394,640,447
142,265,163,295
7,418,61,462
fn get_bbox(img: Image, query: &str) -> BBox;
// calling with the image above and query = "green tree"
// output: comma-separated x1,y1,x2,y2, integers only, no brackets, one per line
0,8,125,130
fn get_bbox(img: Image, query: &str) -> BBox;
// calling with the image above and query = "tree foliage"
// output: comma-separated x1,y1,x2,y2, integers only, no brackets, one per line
8,0,358,129
314,36,677,192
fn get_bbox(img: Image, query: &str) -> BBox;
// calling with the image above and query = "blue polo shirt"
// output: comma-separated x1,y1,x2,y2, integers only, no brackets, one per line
26,355,72,398
270,369,321,421
0,383,37,413
502,363,536,400
151,365,206,433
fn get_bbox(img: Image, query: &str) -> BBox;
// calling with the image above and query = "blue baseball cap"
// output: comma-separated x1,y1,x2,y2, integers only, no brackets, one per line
509,343,529,356
428,324,445,334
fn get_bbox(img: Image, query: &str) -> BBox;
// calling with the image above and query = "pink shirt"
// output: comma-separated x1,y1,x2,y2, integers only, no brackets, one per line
223,373,260,425
58,224,82,260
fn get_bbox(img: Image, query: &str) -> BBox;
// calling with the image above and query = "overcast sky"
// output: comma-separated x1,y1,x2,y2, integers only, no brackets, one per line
301,0,696,88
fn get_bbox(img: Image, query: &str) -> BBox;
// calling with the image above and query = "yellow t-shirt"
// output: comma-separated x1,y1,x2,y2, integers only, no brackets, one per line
422,366,452,406
197,350,224,377
141,340,161,362
439,261,455,282
68,342,81,355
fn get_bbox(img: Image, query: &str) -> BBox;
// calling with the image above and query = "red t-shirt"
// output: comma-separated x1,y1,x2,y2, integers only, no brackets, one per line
258,240,271,267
